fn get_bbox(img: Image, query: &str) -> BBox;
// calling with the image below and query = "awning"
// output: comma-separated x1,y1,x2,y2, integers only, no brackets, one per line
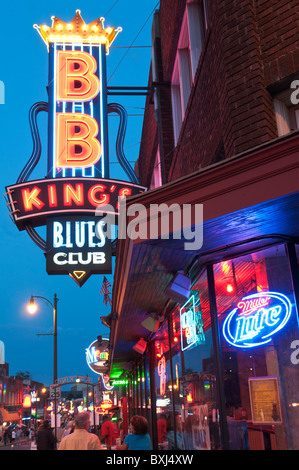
0,407,21,423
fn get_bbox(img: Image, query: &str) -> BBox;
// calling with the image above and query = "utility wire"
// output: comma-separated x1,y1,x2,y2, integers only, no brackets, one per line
104,0,121,18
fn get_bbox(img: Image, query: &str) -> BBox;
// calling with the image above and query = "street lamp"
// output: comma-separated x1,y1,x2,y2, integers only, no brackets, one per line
27,293,59,444
27,294,58,383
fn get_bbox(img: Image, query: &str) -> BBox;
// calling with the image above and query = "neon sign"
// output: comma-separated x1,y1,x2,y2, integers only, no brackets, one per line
4,11,146,286
180,295,205,351
222,291,292,348
99,399,113,412
6,178,145,231
157,355,166,395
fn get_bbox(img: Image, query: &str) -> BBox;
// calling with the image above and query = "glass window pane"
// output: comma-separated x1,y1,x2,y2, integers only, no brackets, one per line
171,270,221,450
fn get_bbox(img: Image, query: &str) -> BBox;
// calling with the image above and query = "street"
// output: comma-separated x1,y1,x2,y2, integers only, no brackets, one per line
0,439,32,451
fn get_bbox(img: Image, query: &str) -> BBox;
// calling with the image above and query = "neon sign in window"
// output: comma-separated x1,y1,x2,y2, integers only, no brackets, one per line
180,294,205,351
222,291,293,348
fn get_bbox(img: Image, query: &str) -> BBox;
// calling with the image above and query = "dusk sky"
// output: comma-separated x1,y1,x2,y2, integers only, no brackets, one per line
0,0,159,386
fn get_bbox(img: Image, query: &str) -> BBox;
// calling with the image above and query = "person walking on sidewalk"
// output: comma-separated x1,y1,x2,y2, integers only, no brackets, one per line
36,420,56,451
59,412,102,451
100,414,120,448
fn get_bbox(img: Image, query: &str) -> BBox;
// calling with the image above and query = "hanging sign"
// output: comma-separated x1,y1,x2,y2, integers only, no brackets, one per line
6,179,145,231
98,399,113,412
86,338,110,374
222,291,292,348
4,11,146,287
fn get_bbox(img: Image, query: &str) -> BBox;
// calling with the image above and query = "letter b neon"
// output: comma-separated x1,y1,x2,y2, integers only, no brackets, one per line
56,113,101,168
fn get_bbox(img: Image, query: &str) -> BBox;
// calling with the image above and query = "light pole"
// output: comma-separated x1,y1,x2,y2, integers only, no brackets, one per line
27,293,59,445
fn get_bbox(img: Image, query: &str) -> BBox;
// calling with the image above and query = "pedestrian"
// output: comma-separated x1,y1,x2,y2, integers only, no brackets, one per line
157,414,167,445
61,420,74,439
100,415,120,448
36,420,56,451
117,415,152,450
11,429,16,443
56,424,65,443
58,412,102,450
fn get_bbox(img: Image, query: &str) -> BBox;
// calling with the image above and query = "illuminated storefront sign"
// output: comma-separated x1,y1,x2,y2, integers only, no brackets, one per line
98,399,113,412
6,178,145,230
4,11,146,287
46,216,112,285
157,355,166,396
23,395,31,408
222,291,293,348
180,294,205,351
111,379,128,386
85,337,114,390
86,338,110,374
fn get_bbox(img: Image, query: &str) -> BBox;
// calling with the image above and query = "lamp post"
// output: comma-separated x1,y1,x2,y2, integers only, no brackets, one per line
27,293,59,445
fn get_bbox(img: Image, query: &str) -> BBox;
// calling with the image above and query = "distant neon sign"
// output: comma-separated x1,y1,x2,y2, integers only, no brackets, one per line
6,178,145,230
157,355,166,395
86,338,109,374
99,399,113,412
222,291,292,348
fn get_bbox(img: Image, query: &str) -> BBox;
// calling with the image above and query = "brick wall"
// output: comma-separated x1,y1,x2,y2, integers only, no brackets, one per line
257,0,299,86
137,67,159,188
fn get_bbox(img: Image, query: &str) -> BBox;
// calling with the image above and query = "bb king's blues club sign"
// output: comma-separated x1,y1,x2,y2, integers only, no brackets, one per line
222,291,293,348
4,11,146,286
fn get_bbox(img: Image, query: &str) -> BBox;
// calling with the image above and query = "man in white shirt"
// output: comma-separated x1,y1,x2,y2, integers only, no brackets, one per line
59,412,102,451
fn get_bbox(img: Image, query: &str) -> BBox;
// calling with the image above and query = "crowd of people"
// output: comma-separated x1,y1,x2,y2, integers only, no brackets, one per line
1,412,195,451
0,425,33,446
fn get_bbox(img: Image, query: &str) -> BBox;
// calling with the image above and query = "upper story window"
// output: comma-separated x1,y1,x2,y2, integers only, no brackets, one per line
171,0,209,144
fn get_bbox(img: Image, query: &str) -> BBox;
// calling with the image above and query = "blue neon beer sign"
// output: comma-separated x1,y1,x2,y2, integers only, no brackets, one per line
222,291,292,348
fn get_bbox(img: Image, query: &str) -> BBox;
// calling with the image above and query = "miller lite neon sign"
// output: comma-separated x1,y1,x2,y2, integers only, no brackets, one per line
4,11,146,286
222,291,292,348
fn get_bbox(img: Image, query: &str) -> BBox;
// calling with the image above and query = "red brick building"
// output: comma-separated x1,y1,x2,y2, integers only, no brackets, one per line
137,0,299,187
0,362,23,425
108,0,299,451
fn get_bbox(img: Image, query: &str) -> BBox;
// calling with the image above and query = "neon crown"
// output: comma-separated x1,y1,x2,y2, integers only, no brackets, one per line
34,10,122,51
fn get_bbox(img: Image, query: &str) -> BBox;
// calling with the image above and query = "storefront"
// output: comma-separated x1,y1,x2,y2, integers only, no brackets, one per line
108,132,299,450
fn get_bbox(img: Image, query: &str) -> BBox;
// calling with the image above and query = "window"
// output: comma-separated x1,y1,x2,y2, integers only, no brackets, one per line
153,320,174,449
150,146,162,189
170,270,221,450
171,0,209,144
214,245,299,450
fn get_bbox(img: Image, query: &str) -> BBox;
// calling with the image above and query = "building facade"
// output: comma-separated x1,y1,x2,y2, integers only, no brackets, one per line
0,363,23,425
108,0,299,451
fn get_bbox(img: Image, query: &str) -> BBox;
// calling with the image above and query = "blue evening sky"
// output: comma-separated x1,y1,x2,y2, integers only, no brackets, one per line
0,0,159,386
